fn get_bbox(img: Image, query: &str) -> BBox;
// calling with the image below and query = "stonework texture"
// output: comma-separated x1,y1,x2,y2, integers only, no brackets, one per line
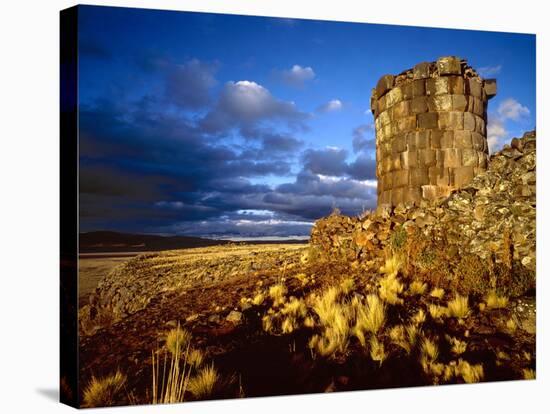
371,56,497,207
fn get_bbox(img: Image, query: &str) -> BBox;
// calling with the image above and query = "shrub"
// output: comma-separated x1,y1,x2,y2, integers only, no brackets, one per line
523,368,536,380
456,359,484,383
446,335,467,355
428,304,448,320
379,273,404,305
83,371,126,408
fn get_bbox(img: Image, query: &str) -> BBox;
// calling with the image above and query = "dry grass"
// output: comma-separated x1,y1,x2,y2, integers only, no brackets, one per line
421,337,439,362
505,318,517,332
83,371,126,408
484,291,509,309
369,336,387,365
379,273,404,305
269,283,288,307
411,309,426,325
523,368,536,380
252,292,265,306
166,327,192,356
188,364,219,399
446,335,467,355
340,277,355,295
389,324,416,354
430,287,445,299
408,280,427,296
455,359,484,383
446,295,469,319
353,294,386,343
152,346,192,404
428,304,448,320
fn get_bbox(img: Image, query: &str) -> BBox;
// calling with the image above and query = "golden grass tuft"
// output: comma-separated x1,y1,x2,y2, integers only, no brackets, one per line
505,318,517,332
340,277,355,295
523,368,536,380
430,287,445,300
252,292,265,306
188,364,219,399
187,348,204,368
408,280,427,296
446,294,469,319
412,309,426,325
369,336,386,365
428,304,448,320
484,291,509,309
353,294,386,346
421,337,439,362
380,255,402,276
390,324,416,354
456,359,484,383
83,371,126,408
378,273,404,305
269,283,288,306
446,335,467,356
166,327,192,356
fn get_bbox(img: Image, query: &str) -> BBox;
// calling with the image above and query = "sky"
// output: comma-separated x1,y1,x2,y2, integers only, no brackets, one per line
77,5,536,239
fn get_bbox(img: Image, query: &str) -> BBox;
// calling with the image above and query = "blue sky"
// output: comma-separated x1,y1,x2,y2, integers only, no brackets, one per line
77,5,535,238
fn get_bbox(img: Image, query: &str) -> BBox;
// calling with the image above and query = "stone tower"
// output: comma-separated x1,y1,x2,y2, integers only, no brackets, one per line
370,56,497,207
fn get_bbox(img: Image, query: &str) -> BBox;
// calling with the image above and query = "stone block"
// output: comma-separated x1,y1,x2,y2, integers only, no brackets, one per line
438,111,463,130
429,165,451,187
382,173,393,190
379,190,391,206
440,131,455,148
443,148,462,168
413,62,431,79
462,148,478,167
472,97,484,116
391,187,404,206
422,184,450,200
471,132,485,151
452,94,468,111
411,96,428,114
475,116,486,135
382,157,392,174
377,95,387,113
415,130,430,149
412,79,426,97
429,94,453,112
452,166,475,187
430,130,442,149
454,130,472,148
466,78,482,98
378,110,391,126
403,187,423,205
484,78,497,98
393,100,411,119
449,76,465,94
409,168,429,186
400,150,418,169
391,156,401,172
397,116,417,134
478,152,488,168
376,74,395,97
386,86,403,107
437,56,462,75
370,93,377,112
417,148,437,167
383,124,393,140
391,134,407,154
417,112,439,129
426,77,451,96
463,112,476,131
402,82,413,100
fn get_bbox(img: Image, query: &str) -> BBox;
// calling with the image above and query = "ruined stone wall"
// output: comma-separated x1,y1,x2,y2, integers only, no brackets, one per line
370,56,497,206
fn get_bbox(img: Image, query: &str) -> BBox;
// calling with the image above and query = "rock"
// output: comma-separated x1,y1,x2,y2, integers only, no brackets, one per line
226,311,243,324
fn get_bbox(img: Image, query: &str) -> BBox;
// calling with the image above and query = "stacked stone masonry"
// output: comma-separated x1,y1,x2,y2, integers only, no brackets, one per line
371,56,497,206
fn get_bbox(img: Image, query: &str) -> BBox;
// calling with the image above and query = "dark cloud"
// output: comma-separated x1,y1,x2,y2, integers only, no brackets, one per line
352,124,375,153
165,59,218,109
347,153,377,180
302,147,348,176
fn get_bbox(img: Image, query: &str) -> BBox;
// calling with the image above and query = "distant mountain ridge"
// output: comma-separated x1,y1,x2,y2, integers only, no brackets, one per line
79,231,230,253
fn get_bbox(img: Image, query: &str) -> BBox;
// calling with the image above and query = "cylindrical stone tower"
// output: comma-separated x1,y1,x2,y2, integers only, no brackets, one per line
371,56,497,207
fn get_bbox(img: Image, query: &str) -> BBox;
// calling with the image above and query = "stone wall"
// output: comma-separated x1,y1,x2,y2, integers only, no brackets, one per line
371,56,497,206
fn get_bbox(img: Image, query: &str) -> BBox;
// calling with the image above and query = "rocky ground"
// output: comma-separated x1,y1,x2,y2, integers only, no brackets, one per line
76,131,536,408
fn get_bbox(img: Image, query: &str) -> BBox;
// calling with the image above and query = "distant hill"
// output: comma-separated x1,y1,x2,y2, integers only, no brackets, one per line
79,231,230,253
79,231,307,253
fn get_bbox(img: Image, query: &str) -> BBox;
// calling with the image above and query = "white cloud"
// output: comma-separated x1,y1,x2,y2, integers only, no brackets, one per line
478,64,502,77
281,64,316,87
487,98,531,153
317,99,343,113
497,98,530,121
487,116,507,153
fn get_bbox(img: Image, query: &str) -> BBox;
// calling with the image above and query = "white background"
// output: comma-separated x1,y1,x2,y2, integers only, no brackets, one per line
0,0,547,412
